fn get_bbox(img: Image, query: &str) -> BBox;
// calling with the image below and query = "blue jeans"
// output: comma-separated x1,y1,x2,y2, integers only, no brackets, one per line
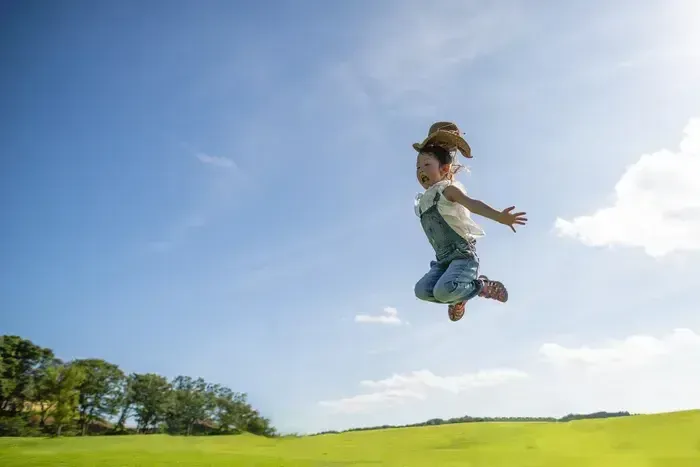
414,257,482,305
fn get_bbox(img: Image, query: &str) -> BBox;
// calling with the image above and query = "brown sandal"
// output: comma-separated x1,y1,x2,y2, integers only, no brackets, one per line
478,275,508,303
448,301,466,321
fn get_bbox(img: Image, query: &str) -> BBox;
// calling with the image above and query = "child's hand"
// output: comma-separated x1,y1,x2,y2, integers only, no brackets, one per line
498,206,528,233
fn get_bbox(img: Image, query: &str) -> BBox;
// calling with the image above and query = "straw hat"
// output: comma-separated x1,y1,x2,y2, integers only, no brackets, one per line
412,121,472,159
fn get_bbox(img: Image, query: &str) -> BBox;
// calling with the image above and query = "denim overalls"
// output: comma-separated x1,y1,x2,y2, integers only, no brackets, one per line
414,190,484,305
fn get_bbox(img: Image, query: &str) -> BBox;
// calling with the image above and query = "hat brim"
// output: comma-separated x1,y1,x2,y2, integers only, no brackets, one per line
412,130,472,158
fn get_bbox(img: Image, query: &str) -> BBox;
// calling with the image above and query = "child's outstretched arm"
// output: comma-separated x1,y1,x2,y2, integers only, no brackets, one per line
443,185,528,233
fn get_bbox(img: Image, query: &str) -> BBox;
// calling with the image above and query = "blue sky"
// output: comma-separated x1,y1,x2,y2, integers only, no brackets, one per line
2,0,700,434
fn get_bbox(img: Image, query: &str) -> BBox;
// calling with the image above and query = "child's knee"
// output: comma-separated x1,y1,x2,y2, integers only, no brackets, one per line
432,281,458,303
414,281,434,301
433,279,475,303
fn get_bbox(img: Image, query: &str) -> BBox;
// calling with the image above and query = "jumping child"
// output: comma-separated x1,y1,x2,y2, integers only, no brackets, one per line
413,122,527,322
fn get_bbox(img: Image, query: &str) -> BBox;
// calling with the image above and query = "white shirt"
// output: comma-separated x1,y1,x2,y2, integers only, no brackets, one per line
414,180,485,240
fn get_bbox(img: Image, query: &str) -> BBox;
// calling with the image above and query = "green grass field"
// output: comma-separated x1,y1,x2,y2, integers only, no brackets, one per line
1,410,698,466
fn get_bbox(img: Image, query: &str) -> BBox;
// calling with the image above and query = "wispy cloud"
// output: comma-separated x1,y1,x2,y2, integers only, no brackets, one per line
195,152,237,169
318,389,426,414
319,368,527,414
353,1,525,102
554,117,700,258
148,146,246,253
536,328,700,415
148,209,210,253
360,368,529,393
148,212,209,253
319,327,700,419
355,306,404,325
310,0,527,122
540,328,700,370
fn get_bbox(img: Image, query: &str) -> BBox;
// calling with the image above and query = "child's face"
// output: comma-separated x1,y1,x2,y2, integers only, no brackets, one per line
416,153,449,189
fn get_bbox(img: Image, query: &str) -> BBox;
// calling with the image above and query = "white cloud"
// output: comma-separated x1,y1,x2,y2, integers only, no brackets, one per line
554,117,700,258
536,328,700,415
540,328,700,370
195,152,236,169
317,328,700,423
360,368,529,393
318,389,426,414
318,368,528,414
355,306,403,325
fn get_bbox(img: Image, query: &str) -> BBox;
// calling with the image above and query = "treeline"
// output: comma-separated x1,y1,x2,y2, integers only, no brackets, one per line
312,412,632,436
559,411,631,422
0,335,275,438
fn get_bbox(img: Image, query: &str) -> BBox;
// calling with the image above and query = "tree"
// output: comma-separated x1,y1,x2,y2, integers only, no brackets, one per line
243,409,276,437
0,336,55,415
130,374,171,433
166,376,214,436
42,363,85,436
213,387,249,434
113,374,135,432
33,358,65,428
73,359,125,435
1,335,278,438
212,388,275,437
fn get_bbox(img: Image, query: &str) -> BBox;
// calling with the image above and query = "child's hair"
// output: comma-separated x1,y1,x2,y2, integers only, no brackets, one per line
419,144,468,180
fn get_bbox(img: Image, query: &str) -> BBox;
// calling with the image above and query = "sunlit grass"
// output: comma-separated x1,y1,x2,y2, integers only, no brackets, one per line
1,410,698,466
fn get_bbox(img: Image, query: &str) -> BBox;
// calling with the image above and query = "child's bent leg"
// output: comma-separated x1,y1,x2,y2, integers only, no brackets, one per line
432,258,482,305
414,261,447,303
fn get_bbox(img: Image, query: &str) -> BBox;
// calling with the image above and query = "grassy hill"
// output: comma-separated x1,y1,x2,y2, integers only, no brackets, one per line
1,410,698,466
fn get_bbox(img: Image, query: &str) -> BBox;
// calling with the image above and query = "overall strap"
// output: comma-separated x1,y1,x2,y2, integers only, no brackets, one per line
417,186,445,216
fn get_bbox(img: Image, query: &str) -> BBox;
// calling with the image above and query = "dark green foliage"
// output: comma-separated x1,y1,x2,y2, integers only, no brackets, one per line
46,363,86,436
559,411,631,422
0,335,277,438
310,412,633,436
73,359,126,435
0,414,40,437
113,374,135,433
130,373,172,433
0,335,55,416
165,376,213,436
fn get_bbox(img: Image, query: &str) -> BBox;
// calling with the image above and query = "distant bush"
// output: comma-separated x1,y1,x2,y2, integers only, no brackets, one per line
0,415,41,437
310,412,633,436
559,411,631,422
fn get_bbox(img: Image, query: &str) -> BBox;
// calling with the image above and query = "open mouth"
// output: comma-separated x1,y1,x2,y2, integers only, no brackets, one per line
420,174,430,184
